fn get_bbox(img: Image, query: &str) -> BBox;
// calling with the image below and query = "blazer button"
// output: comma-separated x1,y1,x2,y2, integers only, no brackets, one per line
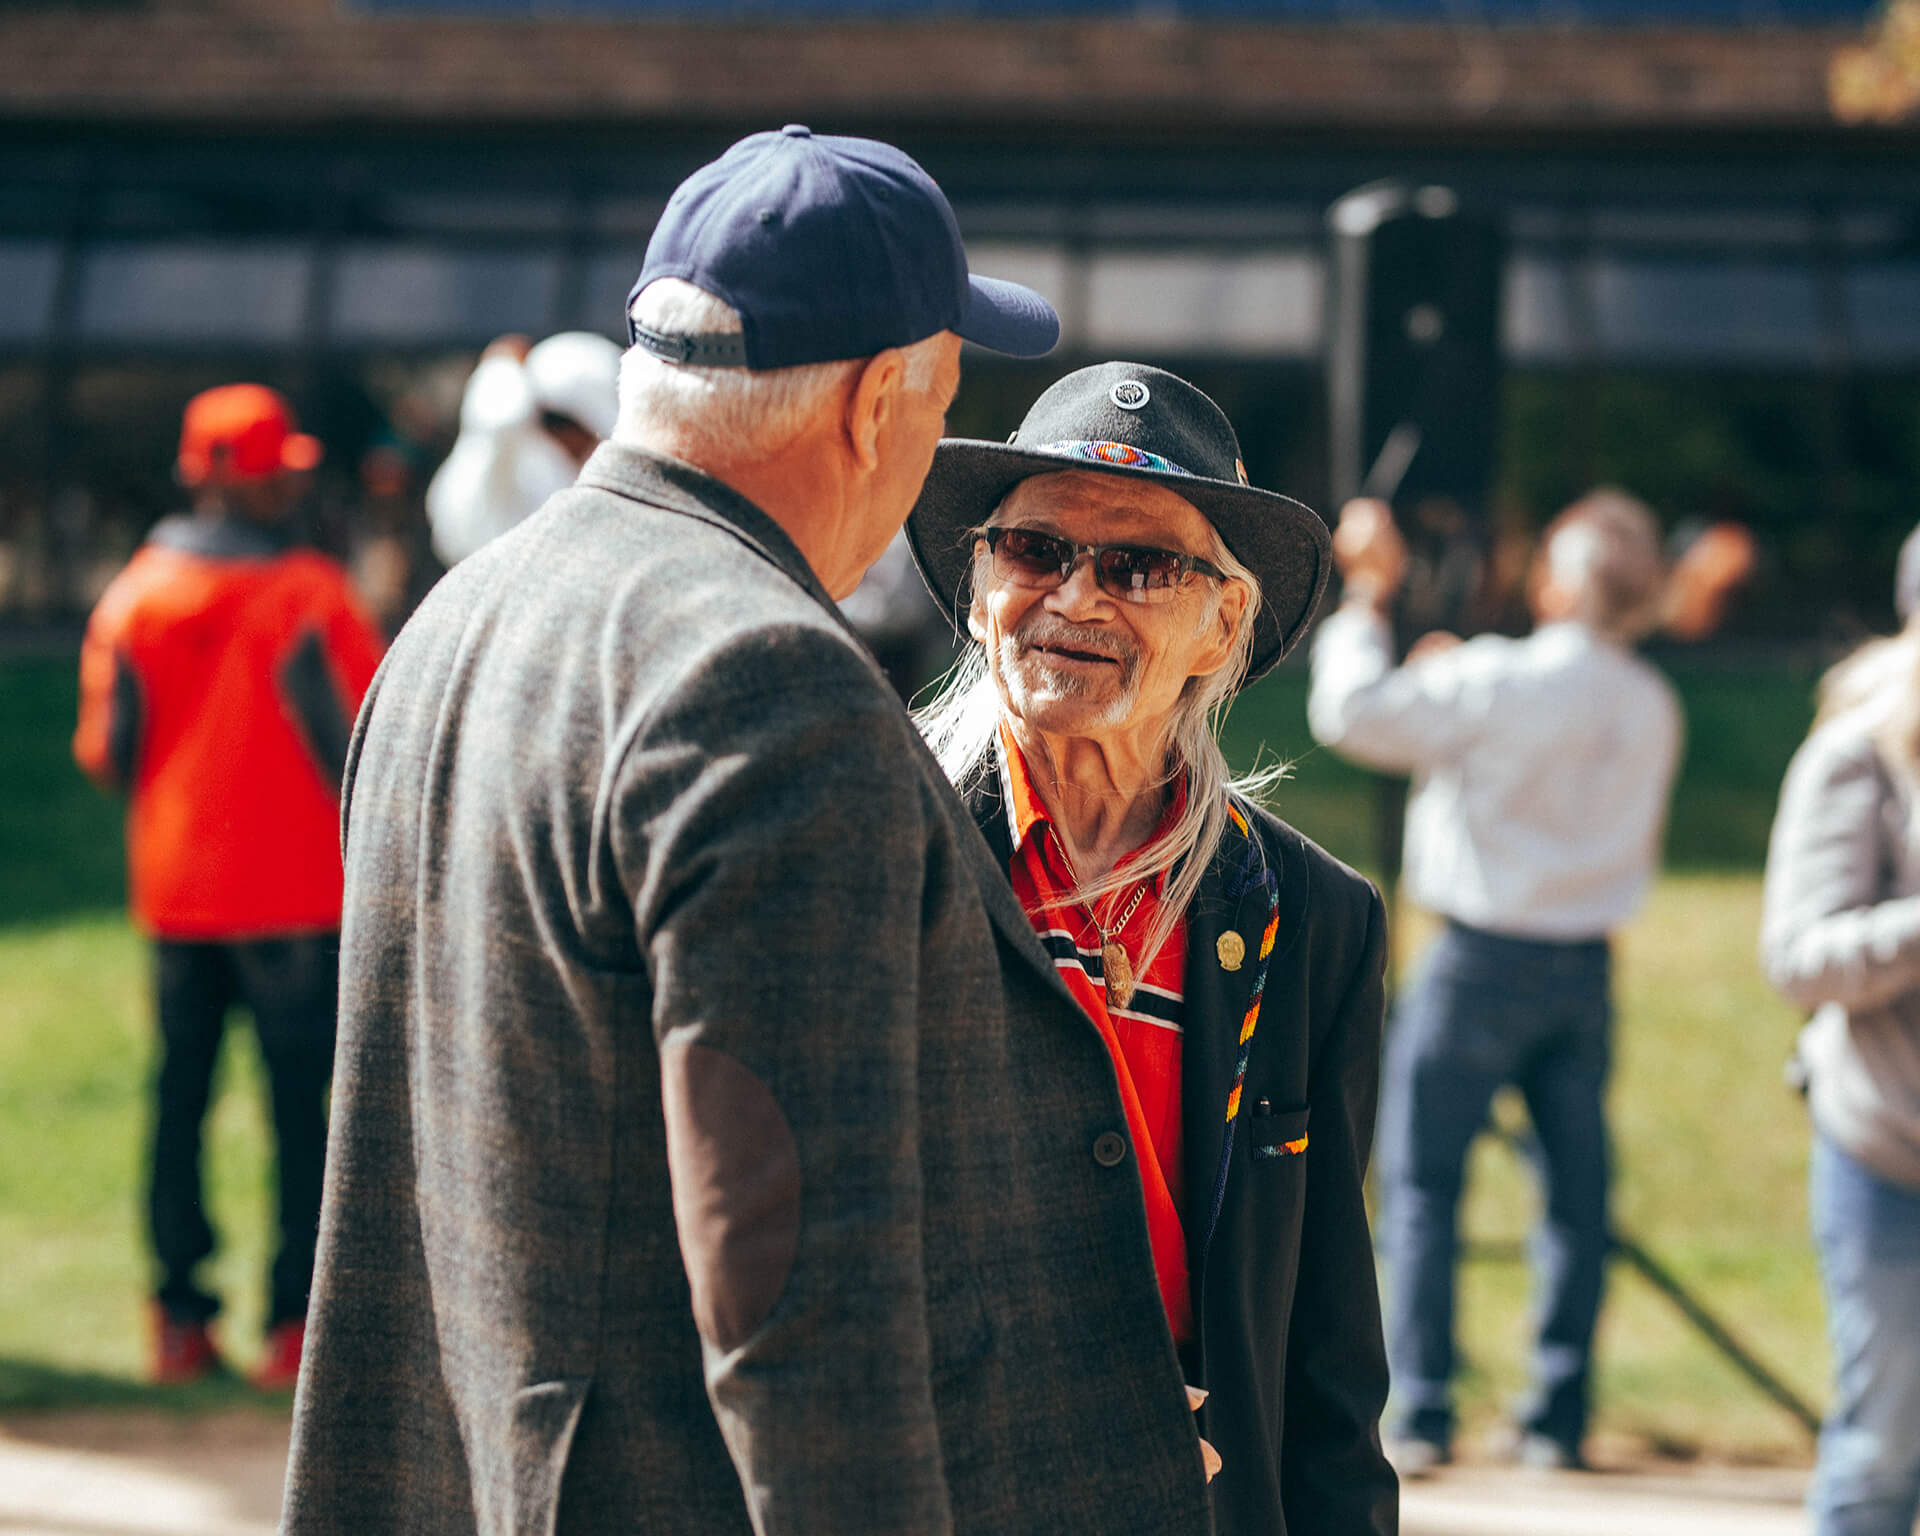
1093,1131,1127,1167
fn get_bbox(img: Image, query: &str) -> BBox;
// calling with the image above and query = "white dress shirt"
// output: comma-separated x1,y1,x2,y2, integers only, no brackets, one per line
1308,608,1682,940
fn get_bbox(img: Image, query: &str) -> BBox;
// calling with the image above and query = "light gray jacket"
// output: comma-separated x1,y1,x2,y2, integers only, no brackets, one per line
280,444,1214,1536
1763,702,1920,1191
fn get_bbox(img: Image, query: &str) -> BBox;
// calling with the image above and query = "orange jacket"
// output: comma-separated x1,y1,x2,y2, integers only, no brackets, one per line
74,516,385,939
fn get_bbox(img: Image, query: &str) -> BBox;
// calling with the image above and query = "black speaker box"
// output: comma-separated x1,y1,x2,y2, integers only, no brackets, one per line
1326,181,1504,516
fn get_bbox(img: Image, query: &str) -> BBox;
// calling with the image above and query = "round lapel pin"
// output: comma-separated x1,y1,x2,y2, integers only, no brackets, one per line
1217,931,1246,971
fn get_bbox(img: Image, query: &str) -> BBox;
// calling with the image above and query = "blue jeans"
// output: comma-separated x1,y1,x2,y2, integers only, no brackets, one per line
1809,1134,1920,1536
1379,921,1612,1453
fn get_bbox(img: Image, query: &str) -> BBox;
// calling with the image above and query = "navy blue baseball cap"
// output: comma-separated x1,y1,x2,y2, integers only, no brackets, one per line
626,125,1059,370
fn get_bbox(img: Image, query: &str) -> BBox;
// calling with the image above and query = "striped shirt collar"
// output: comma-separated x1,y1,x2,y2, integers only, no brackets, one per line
993,722,1186,881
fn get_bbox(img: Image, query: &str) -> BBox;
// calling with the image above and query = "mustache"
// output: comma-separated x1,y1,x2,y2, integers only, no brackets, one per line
1010,616,1140,668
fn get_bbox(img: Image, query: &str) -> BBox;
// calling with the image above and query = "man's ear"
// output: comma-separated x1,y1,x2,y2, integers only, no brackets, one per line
966,568,990,643
844,348,907,474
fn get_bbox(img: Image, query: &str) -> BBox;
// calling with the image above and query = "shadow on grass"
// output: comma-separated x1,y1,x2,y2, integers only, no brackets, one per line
0,1357,291,1416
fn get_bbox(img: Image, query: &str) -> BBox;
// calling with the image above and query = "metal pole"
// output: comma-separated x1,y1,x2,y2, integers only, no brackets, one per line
1491,1122,1821,1442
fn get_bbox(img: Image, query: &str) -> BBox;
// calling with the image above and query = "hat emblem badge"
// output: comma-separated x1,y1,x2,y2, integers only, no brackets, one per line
1109,380,1151,411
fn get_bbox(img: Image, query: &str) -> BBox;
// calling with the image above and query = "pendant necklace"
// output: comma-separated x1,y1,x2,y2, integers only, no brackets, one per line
1098,882,1150,1011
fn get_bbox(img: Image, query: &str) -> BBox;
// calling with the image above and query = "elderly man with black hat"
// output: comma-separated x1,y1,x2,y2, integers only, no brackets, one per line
283,135,1223,1536
910,363,1397,1536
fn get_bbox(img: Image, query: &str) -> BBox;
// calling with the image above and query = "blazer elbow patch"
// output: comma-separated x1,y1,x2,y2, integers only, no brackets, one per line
660,1040,802,1352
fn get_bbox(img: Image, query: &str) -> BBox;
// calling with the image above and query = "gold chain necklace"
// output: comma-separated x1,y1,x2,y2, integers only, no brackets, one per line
1097,882,1150,1011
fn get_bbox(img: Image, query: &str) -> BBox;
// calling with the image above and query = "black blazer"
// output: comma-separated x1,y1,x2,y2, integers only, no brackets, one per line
967,772,1398,1536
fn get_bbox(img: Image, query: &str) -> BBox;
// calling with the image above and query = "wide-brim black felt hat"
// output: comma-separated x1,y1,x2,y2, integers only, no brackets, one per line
906,361,1331,683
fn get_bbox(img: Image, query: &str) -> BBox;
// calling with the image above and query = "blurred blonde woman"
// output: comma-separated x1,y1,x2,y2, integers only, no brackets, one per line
1764,537,1920,1536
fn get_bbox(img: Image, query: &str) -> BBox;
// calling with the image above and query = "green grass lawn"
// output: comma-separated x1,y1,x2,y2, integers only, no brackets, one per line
0,654,1832,1458
0,914,280,1409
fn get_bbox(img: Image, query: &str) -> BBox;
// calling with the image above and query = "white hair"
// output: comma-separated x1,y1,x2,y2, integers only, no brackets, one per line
616,278,944,461
914,508,1285,974
1541,487,1668,642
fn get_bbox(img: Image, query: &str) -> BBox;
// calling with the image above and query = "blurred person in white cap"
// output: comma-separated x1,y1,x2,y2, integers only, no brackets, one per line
1309,489,1683,1477
426,330,622,565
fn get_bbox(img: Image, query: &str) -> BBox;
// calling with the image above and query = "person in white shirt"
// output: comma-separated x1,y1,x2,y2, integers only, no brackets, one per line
426,330,622,566
1308,488,1682,1476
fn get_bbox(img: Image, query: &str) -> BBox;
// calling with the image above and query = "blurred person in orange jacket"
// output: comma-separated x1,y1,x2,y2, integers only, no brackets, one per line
73,384,385,1390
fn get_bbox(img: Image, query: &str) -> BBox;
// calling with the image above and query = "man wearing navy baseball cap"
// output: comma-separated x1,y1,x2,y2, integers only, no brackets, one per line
284,128,1216,1536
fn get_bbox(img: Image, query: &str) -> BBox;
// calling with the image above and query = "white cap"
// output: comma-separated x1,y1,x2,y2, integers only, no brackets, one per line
524,331,621,440
427,332,621,565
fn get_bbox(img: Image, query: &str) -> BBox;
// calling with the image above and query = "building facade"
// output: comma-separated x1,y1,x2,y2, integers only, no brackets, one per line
2,0,1915,631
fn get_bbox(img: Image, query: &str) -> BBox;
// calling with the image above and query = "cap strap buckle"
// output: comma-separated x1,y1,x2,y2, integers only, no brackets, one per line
627,319,751,368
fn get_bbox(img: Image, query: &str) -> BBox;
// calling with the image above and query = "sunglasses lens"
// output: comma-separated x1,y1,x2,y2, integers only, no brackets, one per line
990,528,1071,585
983,528,1198,604
1096,547,1186,602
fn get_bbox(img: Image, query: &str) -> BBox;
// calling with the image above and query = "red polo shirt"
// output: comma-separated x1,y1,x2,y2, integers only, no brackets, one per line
999,730,1193,1343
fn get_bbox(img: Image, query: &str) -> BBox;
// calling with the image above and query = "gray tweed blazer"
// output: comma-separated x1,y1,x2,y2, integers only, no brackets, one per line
280,443,1214,1536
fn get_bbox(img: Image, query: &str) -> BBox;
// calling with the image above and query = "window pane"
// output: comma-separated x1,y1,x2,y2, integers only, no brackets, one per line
331,246,560,344
1588,258,1821,363
580,251,645,339
77,243,311,345
1085,250,1320,357
0,243,60,344
1502,252,1580,363
1847,265,1920,365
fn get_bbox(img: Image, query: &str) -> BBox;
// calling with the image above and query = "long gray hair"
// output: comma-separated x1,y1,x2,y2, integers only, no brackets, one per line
913,516,1287,975
1817,620,1920,784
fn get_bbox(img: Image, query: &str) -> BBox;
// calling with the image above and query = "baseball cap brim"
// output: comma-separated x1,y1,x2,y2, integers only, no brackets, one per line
956,274,1060,358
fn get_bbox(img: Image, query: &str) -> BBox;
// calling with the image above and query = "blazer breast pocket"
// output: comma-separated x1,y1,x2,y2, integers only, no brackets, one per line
1248,1100,1310,1162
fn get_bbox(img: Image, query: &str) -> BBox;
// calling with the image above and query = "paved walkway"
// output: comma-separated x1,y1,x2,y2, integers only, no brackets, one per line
0,1412,1811,1536
1399,1462,1809,1535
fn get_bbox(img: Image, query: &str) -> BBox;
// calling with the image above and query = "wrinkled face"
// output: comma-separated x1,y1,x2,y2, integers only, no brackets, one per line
968,469,1248,742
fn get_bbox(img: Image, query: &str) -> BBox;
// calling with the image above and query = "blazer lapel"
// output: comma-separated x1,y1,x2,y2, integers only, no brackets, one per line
1181,803,1281,1281
577,442,844,621
949,762,1085,1014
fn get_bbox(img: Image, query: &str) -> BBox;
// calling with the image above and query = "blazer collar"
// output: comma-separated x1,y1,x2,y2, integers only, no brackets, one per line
966,758,1017,871
577,440,838,615
957,761,1092,1019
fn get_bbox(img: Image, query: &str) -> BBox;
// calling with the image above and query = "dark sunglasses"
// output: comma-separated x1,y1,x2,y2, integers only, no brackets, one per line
980,525,1225,605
